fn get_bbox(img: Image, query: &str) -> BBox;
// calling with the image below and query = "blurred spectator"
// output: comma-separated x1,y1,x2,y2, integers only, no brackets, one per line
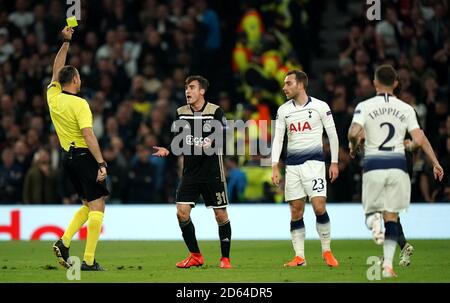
288,0,311,73
426,1,449,53
331,93,352,148
399,89,427,128
13,140,32,173
124,144,156,203
0,28,14,64
241,156,273,203
0,147,24,203
129,74,152,118
225,156,247,203
91,92,107,138
318,69,337,103
8,0,34,36
103,147,128,204
328,148,358,202
340,23,364,61
352,74,375,107
375,5,402,60
195,0,221,82
22,148,59,204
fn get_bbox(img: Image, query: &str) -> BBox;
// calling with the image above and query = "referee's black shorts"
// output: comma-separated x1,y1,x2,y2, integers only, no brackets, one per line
62,148,109,202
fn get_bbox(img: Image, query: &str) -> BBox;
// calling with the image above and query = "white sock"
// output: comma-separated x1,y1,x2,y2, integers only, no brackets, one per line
290,228,305,258
316,222,331,252
383,239,397,268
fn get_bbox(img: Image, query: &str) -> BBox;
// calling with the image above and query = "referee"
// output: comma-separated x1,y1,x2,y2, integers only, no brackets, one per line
50,27,108,271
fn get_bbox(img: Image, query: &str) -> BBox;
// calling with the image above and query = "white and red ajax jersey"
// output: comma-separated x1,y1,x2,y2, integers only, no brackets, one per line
272,96,336,165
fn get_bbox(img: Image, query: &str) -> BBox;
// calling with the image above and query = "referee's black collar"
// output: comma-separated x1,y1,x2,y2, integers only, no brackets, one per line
190,101,208,113
62,90,79,97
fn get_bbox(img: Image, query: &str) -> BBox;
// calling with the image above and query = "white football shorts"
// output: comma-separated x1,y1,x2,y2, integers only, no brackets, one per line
285,160,327,201
362,169,411,214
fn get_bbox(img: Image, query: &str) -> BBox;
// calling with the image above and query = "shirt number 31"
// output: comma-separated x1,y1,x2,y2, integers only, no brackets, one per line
216,192,227,205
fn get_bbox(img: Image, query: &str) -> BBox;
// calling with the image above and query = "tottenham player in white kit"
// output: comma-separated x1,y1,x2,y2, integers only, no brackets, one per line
348,65,444,278
272,70,340,267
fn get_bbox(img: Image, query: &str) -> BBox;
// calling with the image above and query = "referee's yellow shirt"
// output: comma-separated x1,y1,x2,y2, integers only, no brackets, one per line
46,81,92,152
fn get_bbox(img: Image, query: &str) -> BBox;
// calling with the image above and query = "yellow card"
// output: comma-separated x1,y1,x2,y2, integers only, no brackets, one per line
66,16,78,28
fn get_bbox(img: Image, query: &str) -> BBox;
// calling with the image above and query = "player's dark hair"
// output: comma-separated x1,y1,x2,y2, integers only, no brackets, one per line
185,75,209,92
375,64,397,87
286,70,308,88
58,65,78,86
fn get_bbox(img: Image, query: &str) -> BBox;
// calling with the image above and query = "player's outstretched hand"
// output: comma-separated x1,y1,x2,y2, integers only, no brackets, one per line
152,146,170,157
329,163,339,183
433,163,444,182
62,26,74,40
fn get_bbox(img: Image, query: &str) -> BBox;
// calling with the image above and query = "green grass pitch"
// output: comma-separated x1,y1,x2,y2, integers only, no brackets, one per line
1,240,449,282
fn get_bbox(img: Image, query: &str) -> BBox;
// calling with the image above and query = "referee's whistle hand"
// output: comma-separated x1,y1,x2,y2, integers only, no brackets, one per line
97,167,107,182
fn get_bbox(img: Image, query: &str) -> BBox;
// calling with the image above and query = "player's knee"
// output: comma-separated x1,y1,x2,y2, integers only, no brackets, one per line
290,207,304,220
214,210,228,224
88,197,105,212
176,205,191,222
313,206,326,216
176,210,190,222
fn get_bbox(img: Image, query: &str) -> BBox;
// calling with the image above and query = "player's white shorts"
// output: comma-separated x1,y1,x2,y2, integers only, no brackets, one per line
285,160,326,201
362,169,411,214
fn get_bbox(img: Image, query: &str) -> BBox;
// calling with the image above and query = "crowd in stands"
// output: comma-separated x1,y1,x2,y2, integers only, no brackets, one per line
0,0,448,204
330,0,449,202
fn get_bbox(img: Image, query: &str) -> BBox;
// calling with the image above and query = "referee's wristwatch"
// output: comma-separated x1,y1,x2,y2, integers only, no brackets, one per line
98,162,107,169
63,38,71,43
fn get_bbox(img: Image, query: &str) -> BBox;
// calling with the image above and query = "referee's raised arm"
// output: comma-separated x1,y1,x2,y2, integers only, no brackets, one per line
51,26,73,83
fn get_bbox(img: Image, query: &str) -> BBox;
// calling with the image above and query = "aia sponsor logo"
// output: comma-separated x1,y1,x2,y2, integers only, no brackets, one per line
289,121,312,133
